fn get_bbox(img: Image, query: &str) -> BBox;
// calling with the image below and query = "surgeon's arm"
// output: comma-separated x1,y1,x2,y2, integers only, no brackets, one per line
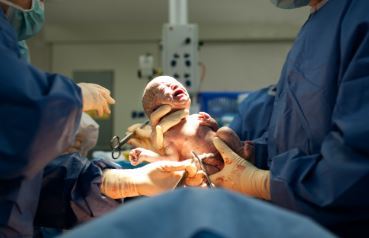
0,53,82,180
267,6,369,233
229,86,275,141
34,154,121,229
0,29,82,236
229,86,275,170
34,153,198,228
100,159,197,198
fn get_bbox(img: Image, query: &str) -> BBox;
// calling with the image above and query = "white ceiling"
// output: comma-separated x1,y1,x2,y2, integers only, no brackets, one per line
45,0,309,26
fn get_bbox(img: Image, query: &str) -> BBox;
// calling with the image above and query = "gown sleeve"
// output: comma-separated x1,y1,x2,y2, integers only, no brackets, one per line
34,154,122,229
269,3,369,235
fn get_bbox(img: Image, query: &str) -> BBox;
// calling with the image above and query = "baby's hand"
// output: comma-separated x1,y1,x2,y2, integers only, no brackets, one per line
198,112,218,131
129,148,160,166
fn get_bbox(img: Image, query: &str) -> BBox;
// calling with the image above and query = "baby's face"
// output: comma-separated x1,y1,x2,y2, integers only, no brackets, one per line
143,76,191,116
157,79,190,105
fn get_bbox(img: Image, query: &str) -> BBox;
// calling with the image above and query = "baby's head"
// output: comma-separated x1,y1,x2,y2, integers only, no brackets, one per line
142,76,191,117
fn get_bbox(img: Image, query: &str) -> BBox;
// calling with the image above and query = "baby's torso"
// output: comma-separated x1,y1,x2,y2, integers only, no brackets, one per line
163,114,218,161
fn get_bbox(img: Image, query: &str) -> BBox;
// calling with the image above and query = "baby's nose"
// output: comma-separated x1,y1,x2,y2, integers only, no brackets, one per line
170,84,178,90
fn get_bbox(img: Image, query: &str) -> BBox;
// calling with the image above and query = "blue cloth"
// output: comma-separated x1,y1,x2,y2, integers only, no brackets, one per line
0,16,81,180
230,85,276,142
230,85,275,169
0,11,120,237
0,9,79,236
61,188,334,238
34,154,121,229
256,0,369,236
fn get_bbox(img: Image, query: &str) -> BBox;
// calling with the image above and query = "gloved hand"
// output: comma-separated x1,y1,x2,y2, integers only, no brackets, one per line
78,83,116,117
127,123,154,151
210,137,271,200
127,105,189,150
100,160,197,198
151,106,189,150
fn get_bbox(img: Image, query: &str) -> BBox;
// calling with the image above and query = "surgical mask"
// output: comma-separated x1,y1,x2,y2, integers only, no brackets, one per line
18,40,31,62
270,0,310,9
0,0,45,40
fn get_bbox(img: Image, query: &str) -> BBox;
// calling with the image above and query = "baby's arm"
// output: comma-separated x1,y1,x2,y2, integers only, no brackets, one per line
129,144,180,166
198,112,218,131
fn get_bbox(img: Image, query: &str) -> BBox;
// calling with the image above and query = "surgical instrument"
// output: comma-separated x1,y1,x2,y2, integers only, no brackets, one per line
110,120,150,159
191,151,215,188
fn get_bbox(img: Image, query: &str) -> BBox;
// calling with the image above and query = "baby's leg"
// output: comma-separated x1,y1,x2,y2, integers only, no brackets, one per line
198,112,218,131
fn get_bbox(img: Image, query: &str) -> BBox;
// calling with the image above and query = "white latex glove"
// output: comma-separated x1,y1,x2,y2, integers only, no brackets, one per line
151,107,189,150
127,123,154,151
78,83,116,117
100,160,197,198
127,105,188,150
210,137,271,200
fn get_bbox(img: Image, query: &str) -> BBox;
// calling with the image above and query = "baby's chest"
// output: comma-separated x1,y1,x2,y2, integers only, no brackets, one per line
164,116,201,143
163,118,216,158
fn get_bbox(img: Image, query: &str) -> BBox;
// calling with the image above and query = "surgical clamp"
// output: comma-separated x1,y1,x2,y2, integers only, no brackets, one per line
191,151,215,188
110,120,150,159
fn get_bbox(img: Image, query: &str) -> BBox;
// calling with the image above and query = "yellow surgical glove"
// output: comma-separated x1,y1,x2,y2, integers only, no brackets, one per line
151,107,189,150
100,160,197,199
78,83,116,117
210,137,271,200
150,104,172,127
127,105,189,150
127,123,154,151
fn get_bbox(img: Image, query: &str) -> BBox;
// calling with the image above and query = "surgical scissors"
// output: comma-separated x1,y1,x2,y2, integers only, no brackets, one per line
110,120,150,159
191,151,215,188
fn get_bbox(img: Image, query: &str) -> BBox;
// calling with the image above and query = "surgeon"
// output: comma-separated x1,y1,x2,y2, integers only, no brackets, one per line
130,0,369,236
210,0,369,236
0,0,198,237
1,0,115,117
1,0,43,61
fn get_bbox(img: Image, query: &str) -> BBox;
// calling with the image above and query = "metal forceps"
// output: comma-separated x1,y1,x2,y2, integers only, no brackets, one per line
191,151,215,188
110,120,150,159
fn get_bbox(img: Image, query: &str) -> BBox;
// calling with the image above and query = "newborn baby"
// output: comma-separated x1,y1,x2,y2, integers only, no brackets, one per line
129,76,247,176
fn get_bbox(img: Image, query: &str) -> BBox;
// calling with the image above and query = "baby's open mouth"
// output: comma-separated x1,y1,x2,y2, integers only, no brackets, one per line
173,88,188,100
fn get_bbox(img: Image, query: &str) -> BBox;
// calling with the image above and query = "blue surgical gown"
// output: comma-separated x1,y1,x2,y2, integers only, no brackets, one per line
230,85,276,169
61,188,334,238
0,11,120,237
258,0,369,236
230,85,276,142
